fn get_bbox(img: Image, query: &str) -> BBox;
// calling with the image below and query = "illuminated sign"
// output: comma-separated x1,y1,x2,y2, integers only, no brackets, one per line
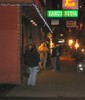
51,19,59,25
66,21,77,27
47,10,78,18
62,0,78,9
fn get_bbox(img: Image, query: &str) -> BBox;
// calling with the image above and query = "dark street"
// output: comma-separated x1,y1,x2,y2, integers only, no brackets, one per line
0,0,85,100
0,53,85,100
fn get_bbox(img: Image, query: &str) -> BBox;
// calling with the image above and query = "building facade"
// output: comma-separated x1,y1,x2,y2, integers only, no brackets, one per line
0,0,52,84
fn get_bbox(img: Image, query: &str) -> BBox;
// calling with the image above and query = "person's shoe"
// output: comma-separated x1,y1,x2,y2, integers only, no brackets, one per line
44,67,47,70
52,69,55,72
31,84,35,87
56,69,60,72
27,84,31,86
37,69,40,72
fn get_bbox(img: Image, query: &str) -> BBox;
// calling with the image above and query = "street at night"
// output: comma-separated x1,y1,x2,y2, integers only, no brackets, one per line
1,52,85,100
0,0,85,100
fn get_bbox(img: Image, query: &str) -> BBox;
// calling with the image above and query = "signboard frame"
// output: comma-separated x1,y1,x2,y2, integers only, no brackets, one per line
46,10,78,18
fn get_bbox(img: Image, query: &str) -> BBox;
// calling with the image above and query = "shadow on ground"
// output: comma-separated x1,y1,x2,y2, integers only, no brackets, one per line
0,84,16,97
0,97,85,100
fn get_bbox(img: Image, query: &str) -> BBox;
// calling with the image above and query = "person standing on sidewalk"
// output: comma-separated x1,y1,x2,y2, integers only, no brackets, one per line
51,43,57,71
56,44,61,71
25,44,40,86
38,41,48,69
51,43,61,71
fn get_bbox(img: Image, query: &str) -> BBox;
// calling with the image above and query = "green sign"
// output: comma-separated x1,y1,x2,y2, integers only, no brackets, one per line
47,10,78,18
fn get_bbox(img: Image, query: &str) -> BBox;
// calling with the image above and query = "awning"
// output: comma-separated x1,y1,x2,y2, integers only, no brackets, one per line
22,4,53,33
0,0,53,33
0,0,32,3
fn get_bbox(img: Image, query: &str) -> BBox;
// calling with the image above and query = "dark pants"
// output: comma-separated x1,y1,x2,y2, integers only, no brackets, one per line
56,56,60,70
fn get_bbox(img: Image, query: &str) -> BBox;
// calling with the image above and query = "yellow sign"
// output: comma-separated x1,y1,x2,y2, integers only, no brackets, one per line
62,0,78,9
65,0,75,7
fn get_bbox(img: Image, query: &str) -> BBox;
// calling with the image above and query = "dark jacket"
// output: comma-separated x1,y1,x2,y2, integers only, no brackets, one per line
51,46,61,58
24,50,40,67
51,47,57,58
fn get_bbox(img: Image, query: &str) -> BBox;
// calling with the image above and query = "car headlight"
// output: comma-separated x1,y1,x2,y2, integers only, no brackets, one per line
81,49,85,53
77,62,85,72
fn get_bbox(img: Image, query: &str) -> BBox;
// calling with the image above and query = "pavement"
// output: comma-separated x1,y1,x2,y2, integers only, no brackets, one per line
0,55,85,100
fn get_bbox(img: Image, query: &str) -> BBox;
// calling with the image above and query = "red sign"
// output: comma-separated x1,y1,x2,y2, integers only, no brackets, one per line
62,0,78,9
66,21,77,27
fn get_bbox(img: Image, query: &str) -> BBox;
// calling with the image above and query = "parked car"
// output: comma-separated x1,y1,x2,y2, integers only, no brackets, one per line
72,44,85,61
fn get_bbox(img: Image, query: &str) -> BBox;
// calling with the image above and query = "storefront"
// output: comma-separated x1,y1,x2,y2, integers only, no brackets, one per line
0,0,52,84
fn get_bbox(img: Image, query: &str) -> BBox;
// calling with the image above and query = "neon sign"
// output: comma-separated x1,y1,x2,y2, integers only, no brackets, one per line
62,0,78,9
65,0,75,7
47,10,78,18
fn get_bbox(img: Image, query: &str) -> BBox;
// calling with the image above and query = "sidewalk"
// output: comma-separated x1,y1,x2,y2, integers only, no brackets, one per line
4,57,85,98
